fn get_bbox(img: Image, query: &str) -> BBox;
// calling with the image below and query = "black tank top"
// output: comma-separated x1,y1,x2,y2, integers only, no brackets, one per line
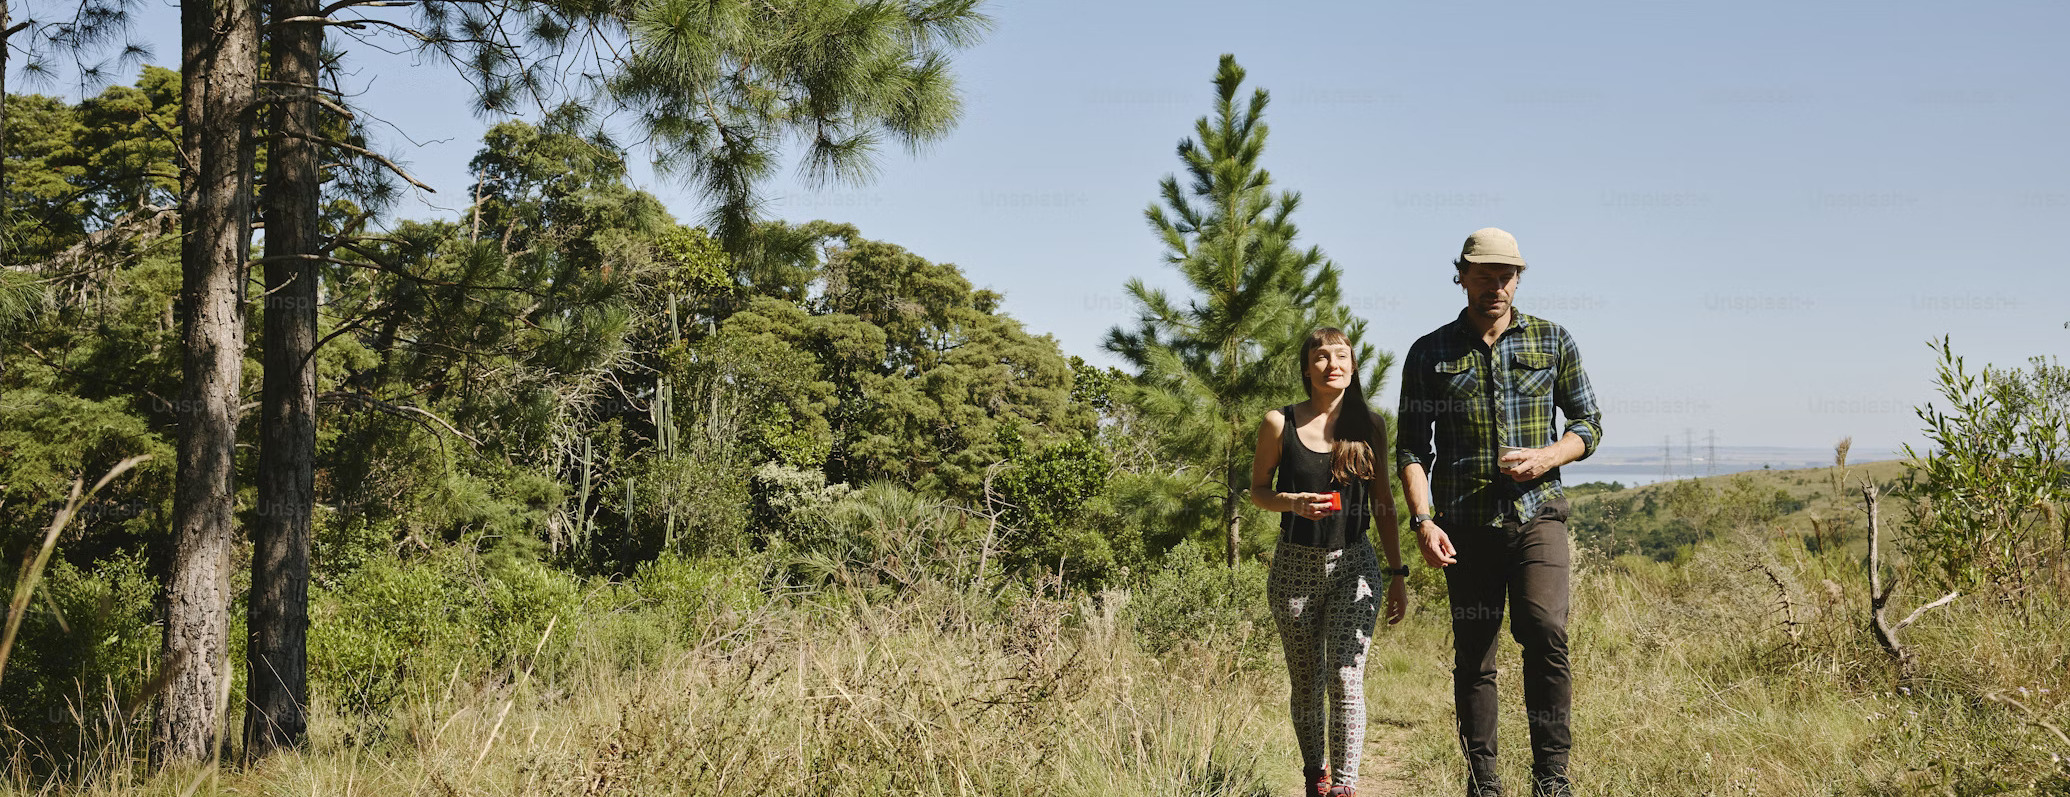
1274,403,1372,549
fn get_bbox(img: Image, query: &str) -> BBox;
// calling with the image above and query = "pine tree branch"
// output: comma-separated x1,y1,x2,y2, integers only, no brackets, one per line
251,91,355,120
276,131,434,192
317,0,414,17
318,390,482,448
253,251,546,301
259,78,349,97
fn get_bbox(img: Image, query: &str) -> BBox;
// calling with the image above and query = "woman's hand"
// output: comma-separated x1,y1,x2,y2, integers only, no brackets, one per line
1384,573,1408,625
1290,492,1335,520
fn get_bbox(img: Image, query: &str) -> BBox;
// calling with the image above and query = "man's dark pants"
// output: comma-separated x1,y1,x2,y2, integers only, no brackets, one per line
1444,497,1571,782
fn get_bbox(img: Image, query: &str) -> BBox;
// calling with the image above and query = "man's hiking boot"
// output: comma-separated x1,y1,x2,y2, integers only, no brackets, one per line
1303,765,1329,797
1466,772,1504,797
1531,771,1573,797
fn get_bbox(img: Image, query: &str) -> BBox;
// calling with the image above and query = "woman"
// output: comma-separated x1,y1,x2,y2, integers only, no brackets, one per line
1249,327,1410,797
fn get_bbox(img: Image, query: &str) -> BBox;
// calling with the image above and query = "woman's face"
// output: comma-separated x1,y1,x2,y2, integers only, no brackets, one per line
1306,342,1355,393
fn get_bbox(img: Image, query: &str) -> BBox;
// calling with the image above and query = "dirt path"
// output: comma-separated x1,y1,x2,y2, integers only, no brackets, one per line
1354,718,1419,797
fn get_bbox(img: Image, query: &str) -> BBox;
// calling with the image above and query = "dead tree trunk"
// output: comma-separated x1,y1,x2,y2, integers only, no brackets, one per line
156,0,259,765
1863,484,1959,691
245,0,323,758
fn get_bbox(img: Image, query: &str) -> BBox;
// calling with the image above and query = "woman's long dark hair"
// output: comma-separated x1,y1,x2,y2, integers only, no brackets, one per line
1296,327,1378,484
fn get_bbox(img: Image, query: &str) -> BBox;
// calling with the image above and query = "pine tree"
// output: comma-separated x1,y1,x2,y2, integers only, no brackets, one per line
240,0,988,757
1107,54,1389,567
606,0,988,250
155,0,258,764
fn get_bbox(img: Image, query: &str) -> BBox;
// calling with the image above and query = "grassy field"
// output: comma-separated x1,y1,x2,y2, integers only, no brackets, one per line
6,459,2068,796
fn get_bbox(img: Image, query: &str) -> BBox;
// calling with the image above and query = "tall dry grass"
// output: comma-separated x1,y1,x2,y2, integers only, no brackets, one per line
4,481,2068,796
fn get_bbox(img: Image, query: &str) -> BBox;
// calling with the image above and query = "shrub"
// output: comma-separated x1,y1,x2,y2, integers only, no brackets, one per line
645,454,753,558
993,426,1111,567
628,552,767,644
1127,539,1272,664
1904,338,2070,598
799,482,978,597
0,550,158,763
308,545,579,738
748,462,851,546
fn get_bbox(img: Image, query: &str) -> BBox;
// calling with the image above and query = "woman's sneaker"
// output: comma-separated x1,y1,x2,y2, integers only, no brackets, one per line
1304,766,1329,797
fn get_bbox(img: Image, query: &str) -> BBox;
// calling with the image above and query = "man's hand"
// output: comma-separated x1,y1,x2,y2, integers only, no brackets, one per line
1384,575,1408,625
1416,520,1457,567
1499,446,1559,482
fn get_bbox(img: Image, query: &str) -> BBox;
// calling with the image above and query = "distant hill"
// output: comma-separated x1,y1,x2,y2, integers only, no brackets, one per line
1561,444,1910,487
1565,458,1917,561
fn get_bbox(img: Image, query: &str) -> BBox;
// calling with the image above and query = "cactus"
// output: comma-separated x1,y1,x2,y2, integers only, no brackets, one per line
652,377,677,459
657,290,682,459
667,290,681,343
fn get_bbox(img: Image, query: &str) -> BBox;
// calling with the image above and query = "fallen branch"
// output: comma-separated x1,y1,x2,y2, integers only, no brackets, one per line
1983,690,2070,751
1864,483,1960,690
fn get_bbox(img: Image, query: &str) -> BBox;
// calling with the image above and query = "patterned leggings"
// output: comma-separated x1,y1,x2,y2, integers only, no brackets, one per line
1268,540,1383,786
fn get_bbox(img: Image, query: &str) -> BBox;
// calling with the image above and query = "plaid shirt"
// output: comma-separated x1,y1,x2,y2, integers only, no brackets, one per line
1395,309,1603,528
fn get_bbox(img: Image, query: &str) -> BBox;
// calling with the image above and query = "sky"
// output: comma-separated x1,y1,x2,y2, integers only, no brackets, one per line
25,0,2070,459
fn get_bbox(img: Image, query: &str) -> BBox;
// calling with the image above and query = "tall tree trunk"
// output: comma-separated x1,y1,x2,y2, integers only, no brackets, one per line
157,0,258,765
3,5,26,266
3,6,13,270
2,5,14,390
1223,489,1240,568
1223,423,1241,567
245,0,321,758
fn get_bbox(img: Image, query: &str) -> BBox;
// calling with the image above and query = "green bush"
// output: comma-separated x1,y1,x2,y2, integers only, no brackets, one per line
629,552,767,644
0,550,159,762
993,426,1111,564
308,545,579,736
748,461,851,546
796,482,980,598
1904,338,2070,598
1127,539,1272,664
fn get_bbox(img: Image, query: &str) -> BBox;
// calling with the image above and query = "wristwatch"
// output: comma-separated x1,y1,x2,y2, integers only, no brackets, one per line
1410,512,1433,529
1385,565,1411,578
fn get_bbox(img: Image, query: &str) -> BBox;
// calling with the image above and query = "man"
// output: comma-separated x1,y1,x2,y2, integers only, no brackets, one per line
1395,227,1603,797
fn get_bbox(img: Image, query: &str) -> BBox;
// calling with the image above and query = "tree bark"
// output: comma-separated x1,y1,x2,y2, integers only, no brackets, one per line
156,0,258,765
1223,473,1241,568
2,7,13,391
245,0,322,758
1223,412,1244,568
3,5,14,270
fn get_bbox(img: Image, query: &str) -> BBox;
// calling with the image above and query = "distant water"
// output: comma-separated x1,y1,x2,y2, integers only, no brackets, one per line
1559,467,1675,488
1555,445,1860,489
1556,464,1799,488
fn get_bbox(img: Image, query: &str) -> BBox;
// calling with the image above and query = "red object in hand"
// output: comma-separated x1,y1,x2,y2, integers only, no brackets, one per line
1324,491,1341,511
